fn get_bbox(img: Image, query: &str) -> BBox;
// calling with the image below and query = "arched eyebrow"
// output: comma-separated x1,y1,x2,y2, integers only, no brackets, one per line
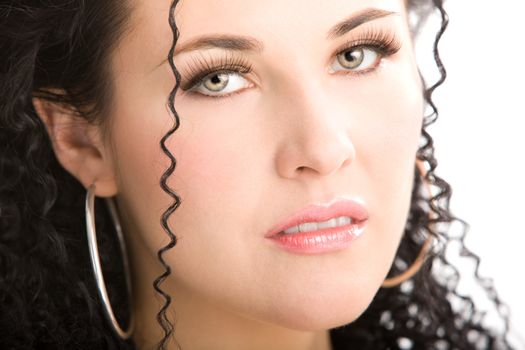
172,7,397,56
327,8,398,39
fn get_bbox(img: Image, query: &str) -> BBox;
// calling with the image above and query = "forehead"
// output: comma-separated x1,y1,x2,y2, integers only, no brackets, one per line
174,0,405,38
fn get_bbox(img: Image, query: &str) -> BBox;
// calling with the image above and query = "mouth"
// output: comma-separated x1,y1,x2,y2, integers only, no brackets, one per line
265,198,369,255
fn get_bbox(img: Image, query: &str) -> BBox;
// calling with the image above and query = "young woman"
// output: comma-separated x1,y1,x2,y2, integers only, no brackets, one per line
0,0,516,349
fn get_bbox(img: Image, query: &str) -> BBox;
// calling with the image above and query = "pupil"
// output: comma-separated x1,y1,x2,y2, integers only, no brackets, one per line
345,49,361,62
345,52,355,61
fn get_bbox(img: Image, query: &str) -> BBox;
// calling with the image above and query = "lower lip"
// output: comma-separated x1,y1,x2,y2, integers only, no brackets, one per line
267,220,367,255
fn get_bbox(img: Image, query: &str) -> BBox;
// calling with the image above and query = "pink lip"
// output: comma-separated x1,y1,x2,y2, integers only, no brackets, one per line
265,198,369,255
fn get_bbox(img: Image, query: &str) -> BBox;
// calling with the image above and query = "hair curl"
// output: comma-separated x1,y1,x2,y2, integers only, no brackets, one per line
0,0,518,349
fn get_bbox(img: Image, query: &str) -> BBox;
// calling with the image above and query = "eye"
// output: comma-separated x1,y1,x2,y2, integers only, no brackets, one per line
189,70,253,98
330,46,381,73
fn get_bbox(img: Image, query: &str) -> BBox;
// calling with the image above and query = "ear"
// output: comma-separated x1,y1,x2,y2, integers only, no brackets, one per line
32,97,118,198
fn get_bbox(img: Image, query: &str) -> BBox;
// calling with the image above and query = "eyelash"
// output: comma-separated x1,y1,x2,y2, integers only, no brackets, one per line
180,53,252,92
180,28,402,99
333,28,401,75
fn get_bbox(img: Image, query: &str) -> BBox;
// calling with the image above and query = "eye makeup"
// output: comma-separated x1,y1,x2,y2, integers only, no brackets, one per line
333,27,401,69
329,27,402,80
180,53,253,92
178,27,402,98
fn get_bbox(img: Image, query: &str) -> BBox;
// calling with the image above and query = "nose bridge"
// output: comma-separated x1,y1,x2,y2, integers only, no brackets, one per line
274,73,356,179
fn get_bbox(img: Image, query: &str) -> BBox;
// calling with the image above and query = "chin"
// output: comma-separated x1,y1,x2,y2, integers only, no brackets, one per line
267,307,365,332
256,288,377,332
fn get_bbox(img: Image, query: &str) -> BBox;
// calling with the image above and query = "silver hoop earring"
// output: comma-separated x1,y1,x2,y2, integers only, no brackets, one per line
85,184,134,339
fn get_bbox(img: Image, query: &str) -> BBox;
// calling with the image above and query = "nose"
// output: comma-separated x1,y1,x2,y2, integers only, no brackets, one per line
274,83,356,179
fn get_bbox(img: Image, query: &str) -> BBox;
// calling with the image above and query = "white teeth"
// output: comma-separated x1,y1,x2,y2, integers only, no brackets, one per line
317,218,338,230
298,222,319,232
338,216,352,226
283,216,353,234
283,225,300,234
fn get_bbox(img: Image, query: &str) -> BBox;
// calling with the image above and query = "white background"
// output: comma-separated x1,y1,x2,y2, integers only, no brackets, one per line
415,0,525,346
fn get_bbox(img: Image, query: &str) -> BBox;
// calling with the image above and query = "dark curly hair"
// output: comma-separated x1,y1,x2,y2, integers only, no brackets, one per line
0,0,518,349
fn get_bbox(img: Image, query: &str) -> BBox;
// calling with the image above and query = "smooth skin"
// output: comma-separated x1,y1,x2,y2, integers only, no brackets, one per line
34,0,424,349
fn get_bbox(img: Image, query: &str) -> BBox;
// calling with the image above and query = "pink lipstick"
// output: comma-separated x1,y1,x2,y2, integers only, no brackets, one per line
265,198,369,254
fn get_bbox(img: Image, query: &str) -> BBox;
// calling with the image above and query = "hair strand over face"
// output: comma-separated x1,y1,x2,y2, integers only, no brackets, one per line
151,0,184,349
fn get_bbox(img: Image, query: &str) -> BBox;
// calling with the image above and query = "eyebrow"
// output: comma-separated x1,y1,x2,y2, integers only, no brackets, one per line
327,8,397,39
172,7,397,57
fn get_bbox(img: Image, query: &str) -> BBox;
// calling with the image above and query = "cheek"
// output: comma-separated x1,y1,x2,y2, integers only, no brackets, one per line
351,61,424,283
108,89,259,264
162,125,256,249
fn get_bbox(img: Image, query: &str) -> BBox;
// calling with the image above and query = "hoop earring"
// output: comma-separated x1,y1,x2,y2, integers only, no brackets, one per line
381,160,435,288
85,184,134,339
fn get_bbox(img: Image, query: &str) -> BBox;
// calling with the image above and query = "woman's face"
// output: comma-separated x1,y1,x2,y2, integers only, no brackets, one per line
106,0,423,332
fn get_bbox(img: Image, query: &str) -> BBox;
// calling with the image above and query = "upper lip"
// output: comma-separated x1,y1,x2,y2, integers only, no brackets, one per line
265,198,369,238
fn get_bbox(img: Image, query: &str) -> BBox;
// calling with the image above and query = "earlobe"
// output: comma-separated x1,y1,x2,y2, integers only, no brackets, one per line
32,97,118,198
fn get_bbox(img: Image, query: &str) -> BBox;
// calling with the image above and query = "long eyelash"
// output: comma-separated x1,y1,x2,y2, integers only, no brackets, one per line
181,28,401,96
180,53,253,91
336,27,402,58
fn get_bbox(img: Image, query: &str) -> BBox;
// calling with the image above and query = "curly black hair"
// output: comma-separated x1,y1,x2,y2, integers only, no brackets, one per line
0,0,518,349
